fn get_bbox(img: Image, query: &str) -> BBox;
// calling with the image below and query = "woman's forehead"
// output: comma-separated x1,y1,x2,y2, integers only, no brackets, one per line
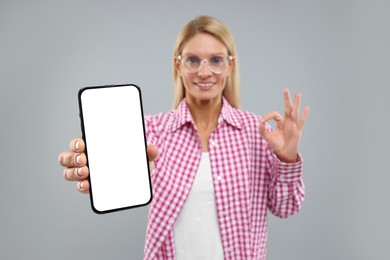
181,33,228,55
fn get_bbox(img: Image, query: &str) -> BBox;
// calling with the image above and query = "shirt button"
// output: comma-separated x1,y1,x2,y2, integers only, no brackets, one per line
217,175,222,181
210,140,217,147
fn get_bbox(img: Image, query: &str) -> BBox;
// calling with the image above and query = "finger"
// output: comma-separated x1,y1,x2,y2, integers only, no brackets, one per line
70,137,85,153
261,111,284,130
291,92,301,121
149,161,154,173
299,106,310,129
58,152,87,167
147,144,159,162
283,88,293,118
147,144,159,173
63,166,89,181
77,180,90,194
259,120,269,138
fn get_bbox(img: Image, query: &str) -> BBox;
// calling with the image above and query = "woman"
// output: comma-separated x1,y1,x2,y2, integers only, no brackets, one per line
59,15,309,260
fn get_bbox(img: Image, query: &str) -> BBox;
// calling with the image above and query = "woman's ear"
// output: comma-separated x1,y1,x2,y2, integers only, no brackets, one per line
226,60,234,77
175,58,182,77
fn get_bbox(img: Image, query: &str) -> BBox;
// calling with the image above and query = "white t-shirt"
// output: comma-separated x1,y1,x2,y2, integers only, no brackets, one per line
174,152,224,260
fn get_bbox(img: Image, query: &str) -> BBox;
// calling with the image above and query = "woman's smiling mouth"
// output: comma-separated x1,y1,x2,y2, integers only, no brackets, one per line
195,82,215,89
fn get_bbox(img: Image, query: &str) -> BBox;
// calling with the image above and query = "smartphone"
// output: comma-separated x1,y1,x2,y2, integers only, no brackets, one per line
78,84,152,214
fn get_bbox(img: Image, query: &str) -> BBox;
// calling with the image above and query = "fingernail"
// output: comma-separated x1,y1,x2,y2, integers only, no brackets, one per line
76,155,81,165
77,167,83,177
78,181,84,190
74,140,79,151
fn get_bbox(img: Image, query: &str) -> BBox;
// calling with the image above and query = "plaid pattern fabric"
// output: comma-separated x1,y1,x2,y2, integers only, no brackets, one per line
143,97,305,260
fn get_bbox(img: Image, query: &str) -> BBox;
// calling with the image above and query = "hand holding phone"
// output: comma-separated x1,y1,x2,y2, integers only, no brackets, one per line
78,84,152,214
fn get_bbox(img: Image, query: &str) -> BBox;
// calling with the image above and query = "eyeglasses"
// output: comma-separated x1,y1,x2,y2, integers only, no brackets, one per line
177,54,234,74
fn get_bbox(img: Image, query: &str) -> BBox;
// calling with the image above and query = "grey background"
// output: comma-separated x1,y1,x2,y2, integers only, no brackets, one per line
1,0,389,259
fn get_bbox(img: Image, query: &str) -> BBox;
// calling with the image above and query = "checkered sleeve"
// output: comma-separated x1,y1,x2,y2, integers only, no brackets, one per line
267,152,305,218
144,114,158,146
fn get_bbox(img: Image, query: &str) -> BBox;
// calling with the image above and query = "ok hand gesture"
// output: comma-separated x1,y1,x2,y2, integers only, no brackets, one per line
259,89,309,163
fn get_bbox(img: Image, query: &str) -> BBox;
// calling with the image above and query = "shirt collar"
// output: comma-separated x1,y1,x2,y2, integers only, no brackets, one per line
170,97,242,132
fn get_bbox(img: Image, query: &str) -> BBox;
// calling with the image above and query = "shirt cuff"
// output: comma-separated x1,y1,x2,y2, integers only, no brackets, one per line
273,153,303,183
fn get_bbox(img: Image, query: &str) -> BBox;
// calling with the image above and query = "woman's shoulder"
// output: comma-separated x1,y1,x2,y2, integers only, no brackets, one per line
144,111,173,122
144,110,176,132
223,98,261,123
236,107,261,118
231,106,262,126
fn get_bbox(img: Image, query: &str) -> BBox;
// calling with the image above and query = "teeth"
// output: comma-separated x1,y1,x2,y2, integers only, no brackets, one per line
197,83,214,87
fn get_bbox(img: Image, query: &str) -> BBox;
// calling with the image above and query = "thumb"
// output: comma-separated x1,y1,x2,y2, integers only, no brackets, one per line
147,144,159,162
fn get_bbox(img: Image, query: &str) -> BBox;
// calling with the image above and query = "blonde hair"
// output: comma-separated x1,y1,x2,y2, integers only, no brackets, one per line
172,15,240,109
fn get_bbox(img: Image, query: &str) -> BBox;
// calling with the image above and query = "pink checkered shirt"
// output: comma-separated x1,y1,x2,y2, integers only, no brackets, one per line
143,97,305,260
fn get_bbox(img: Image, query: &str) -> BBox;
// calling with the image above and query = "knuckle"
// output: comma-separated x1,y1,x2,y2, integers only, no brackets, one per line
73,167,80,179
58,154,63,165
69,139,75,151
63,168,71,181
291,111,298,118
58,153,66,166
72,153,78,165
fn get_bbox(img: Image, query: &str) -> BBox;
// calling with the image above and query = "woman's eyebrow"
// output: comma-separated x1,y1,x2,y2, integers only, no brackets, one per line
181,52,227,57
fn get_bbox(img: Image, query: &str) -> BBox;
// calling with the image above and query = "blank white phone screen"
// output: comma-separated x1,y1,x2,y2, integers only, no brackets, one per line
79,85,151,213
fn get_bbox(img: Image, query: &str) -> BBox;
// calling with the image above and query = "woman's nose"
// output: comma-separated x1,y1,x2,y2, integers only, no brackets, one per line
197,60,213,77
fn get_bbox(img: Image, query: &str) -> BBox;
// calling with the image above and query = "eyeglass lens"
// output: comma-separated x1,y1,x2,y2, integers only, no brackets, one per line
181,54,229,73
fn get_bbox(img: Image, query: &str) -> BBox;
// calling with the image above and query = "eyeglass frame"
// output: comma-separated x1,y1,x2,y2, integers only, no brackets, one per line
176,54,234,74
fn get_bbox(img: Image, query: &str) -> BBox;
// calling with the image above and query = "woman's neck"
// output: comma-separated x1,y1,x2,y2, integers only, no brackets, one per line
187,97,222,133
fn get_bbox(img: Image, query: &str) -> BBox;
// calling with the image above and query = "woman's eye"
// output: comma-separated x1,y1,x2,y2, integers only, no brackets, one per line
186,56,200,65
210,57,224,65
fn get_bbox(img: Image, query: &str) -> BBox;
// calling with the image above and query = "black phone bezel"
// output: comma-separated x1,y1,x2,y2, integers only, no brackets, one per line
78,84,153,214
